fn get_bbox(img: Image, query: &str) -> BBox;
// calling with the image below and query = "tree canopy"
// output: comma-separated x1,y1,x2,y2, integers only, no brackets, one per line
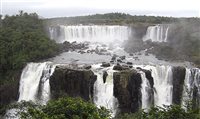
8,97,111,119
0,11,59,82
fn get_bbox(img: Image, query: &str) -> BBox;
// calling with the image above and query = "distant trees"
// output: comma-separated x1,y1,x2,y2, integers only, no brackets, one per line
45,13,176,26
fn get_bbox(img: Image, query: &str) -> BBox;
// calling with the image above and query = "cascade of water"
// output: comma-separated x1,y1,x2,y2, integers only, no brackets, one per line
143,25,169,42
49,25,131,43
182,68,200,108
182,68,192,108
92,64,118,117
5,62,55,119
152,65,173,106
164,27,169,42
140,71,152,110
18,62,55,104
142,65,173,107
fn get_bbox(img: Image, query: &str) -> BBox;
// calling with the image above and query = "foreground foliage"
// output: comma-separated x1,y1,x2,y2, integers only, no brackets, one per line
116,105,200,119
8,97,200,119
9,97,110,119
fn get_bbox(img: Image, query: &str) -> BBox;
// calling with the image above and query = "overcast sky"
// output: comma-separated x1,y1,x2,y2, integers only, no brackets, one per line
1,0,200,18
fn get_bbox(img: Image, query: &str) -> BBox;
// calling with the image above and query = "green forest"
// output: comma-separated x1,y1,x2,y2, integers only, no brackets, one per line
6,96,200,119
45,13,177,25
0,11,59,84
0,11,60,113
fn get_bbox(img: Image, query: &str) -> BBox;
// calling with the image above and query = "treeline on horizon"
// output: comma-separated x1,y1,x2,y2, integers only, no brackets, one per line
45,12,200,26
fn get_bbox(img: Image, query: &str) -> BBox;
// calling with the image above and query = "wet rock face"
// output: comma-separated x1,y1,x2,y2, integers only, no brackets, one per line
172,66,186,105
138,68,154,88
101,62,110,67
111,54,118,61
50,66,97,101
113,64,130,71
103,71,108,83
61,41,89,52
113,69,142,113
83,65,92,70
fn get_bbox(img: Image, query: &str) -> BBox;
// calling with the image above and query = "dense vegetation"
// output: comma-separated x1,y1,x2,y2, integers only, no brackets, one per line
0,11,60,113
7,97,200,119
0,11,59,84
7,97,110,119
116,105,200,119
45,13,177,26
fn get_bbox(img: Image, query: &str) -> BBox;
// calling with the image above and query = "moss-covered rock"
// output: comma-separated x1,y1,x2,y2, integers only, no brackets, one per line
50,65,97,101
172,66,186,105
113,69,142,113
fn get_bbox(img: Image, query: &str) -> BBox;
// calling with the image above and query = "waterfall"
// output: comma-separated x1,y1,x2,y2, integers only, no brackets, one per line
141,65,173,107
49,25,131,43
151,65,173,106
182,68,200,108
92,64,118,117
143,24,169,42
140,71,152,111
18,62,55,104
5,62,55,119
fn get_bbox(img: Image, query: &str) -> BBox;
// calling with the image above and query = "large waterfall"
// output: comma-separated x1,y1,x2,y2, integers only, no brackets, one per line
143,24,169,42
5,62,56,119
18,62,56,104
10,62,200,118
151,65,173,106
49,25,131,43
92,64,118,117
6,23,200,118
16,62,119,117
139,65,173,110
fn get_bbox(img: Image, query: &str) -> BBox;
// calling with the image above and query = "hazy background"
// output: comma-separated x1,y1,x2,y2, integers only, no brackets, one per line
1,0,200,18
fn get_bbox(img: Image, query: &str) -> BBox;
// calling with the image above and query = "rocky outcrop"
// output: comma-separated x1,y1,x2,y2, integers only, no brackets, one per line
136,68,154,88
113,64,130,71
101,62,110,67
172,66,186,105
61,41,89,52
103,71,108,83
50,66,97,101
113,69,142,113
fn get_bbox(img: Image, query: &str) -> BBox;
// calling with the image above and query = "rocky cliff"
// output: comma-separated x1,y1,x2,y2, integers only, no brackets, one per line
50,65,97,101
172,66,186,105
113,69,142,113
